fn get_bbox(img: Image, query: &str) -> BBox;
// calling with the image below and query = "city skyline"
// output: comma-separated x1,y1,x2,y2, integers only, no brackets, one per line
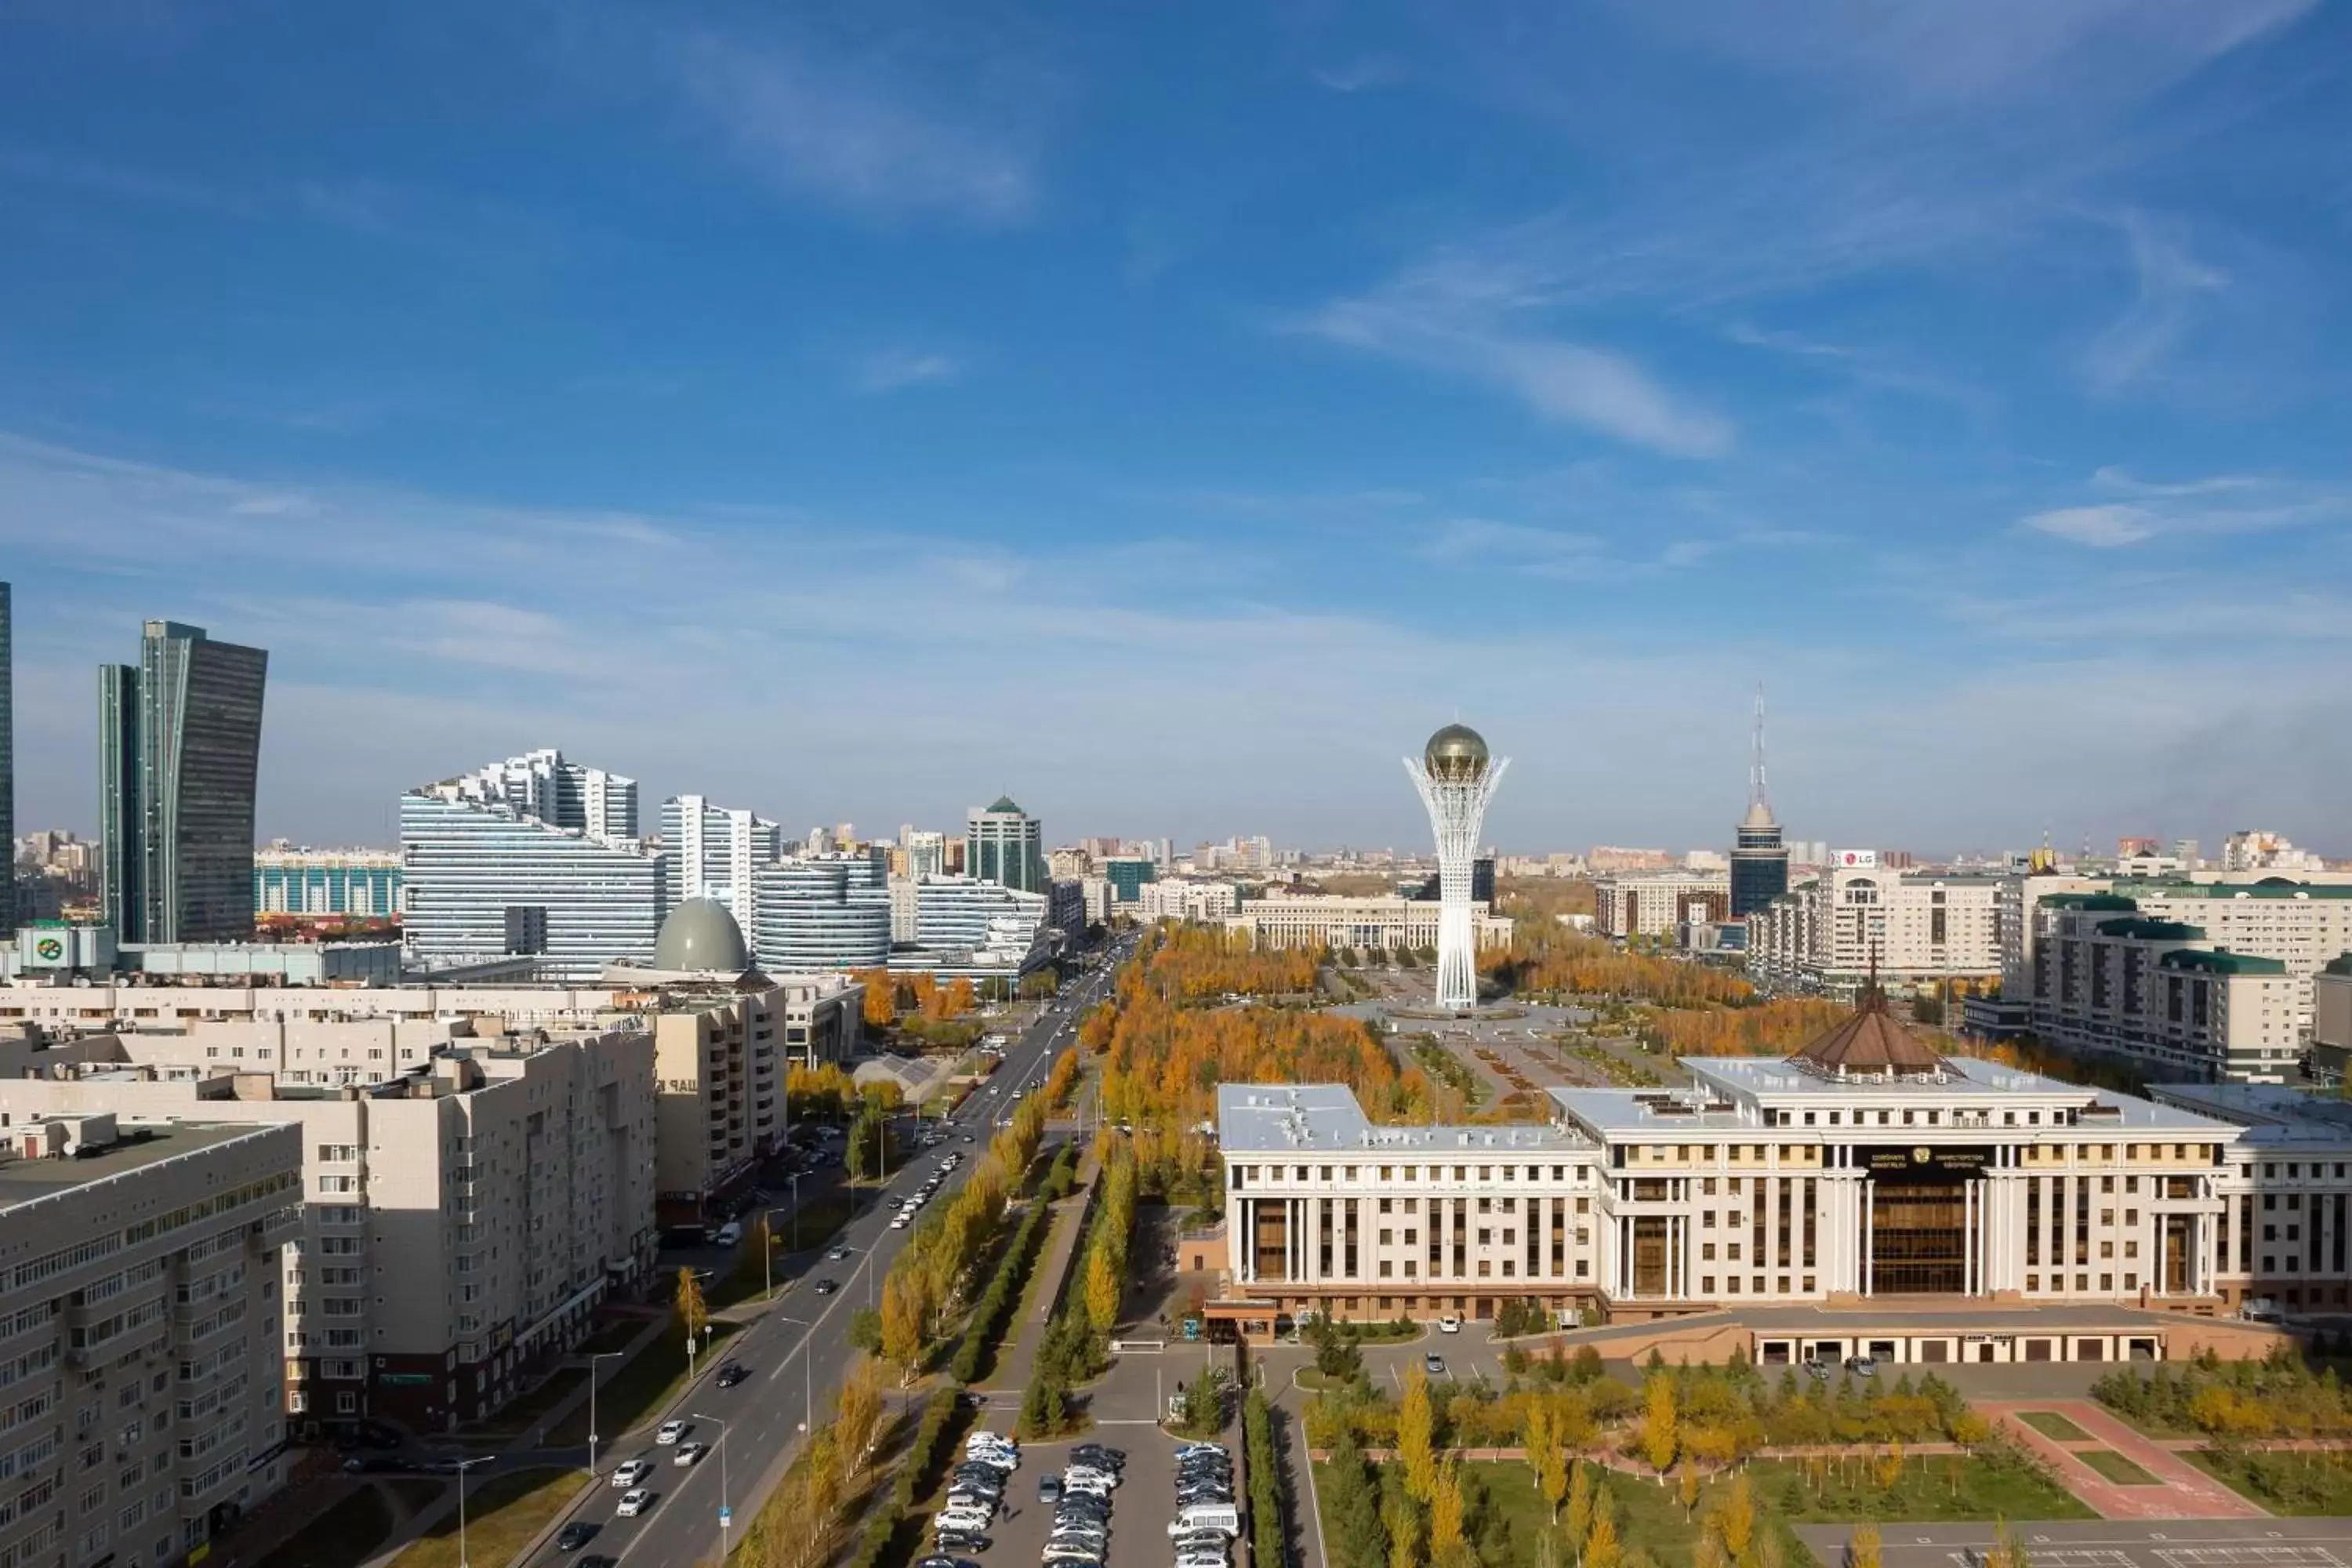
3,4,2350,853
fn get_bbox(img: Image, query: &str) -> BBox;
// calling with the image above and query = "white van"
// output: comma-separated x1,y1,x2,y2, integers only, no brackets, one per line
1167,1504,1240,1537
712,1221,742,1247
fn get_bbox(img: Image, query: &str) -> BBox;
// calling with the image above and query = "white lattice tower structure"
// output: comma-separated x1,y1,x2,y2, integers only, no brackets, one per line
1404,724,1508,1011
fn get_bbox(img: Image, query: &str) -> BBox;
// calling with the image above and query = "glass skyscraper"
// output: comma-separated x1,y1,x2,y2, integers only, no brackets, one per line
98,619,269,942
752,858,891,971
967,796,1046,894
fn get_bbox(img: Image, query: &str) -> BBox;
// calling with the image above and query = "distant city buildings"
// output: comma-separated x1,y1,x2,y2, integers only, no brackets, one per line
1587,846,1675,873
253,844,403,923
1746,862,2003,989
0,581,11,938
401,749,666,981
967,796,1046,894
1138,878,1240,923
1593,868,1730,938
2223,829,2326,873
1225,891,1512,955
100,619,269,943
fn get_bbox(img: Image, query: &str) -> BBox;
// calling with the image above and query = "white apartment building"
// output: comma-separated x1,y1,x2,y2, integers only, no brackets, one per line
1212,1001,2352,1345
0,1114,301,1568
1223,895,1512,954
1138,880,1240,923
403,751,666,982
1592,869,1730,939
902,877,1049,974
1747,866,2002,991
2020,902,2300,1083
0,1026,657,1433
2011,880,2352,1050
661,796,780,941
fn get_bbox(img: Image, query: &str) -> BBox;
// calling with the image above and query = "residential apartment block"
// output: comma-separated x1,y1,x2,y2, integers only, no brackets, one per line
1137,880,1240,923
0,1114,301,1568
0,1025,657,1433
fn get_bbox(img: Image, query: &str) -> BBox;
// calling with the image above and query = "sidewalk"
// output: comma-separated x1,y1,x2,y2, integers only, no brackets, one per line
985,1157,1100,1393
1984,1399,2264,1520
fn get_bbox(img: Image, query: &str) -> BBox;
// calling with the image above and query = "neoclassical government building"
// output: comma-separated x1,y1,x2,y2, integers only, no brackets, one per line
1210,994,2352,1358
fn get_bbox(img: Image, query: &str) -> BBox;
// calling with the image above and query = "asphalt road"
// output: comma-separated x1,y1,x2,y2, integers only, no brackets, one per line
537,938,1136,1568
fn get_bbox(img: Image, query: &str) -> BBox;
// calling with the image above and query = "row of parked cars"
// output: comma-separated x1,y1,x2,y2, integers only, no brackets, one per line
929,1429,1021,1555
1034,1440,1125,1566
1164,1440,1239,1568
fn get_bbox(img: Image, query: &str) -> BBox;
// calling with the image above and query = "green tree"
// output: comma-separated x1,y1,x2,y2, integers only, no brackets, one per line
1323,1428,1389,1568
1382,1486,1423,1568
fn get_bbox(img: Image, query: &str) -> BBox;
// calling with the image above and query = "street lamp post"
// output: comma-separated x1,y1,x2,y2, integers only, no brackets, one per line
454,1457,492,1568
586,1351,626,1479
689,1412,732,1565
761,1187,800,1302
773,1316,815,1433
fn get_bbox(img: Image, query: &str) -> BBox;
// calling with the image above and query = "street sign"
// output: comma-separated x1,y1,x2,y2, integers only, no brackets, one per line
719,1508,731,1527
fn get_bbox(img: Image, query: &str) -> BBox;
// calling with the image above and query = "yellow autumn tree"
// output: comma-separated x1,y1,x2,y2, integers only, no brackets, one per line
879,1272,925,1385
1430,1454,1468,1563
1084,1243,1121,1332
1566,1461,1595,1568
1642,1374,1679,1477
1527,1396,1570,1519
675,1265,708,1348
1715,1470,1756,1565
1849,1524,1882,1568
1399,1364,1438,1502
1382,1487,1422,1568
1586,1508,1621,1568
832,1354,884,1478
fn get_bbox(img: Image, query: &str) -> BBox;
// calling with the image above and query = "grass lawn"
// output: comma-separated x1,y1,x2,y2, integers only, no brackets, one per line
2185,1448,2352,1515
2073,1449,2161,1485
1746,1451,2095,1523
1313,1458,1801,1568
575,1321,642,1357
548,1322,742,1446
2016,1411,2093,1443
390,1469,587,1568
468,1367,586,1436
258,1482,412,1568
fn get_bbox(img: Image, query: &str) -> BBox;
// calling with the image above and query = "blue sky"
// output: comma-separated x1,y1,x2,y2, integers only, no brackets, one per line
3,0,2349,857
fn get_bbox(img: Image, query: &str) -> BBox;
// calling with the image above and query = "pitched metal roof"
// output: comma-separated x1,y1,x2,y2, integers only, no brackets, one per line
1789,988,1947,1076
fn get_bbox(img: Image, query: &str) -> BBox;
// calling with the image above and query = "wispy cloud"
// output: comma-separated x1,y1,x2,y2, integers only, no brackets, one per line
2080,209,2229,393
851,347,964,394
2020,469,2352,547
1298,293,1733,459
1312,57,1400,94
666,21,1047,223
1605,0,2317,110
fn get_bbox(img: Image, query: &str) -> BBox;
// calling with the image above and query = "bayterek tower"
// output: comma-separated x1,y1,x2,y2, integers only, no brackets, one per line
1404,724,1508,1011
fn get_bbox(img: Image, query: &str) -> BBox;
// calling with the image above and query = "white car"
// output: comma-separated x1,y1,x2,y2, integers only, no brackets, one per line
610,1460,652,1488
615,1489,653,1518
889,1214,909,1229
673,1443,706,1467
655,1420,687,1445
1436,1316,1463,1334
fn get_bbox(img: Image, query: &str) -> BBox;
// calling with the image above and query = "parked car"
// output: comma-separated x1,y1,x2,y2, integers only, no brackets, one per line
712,1222,742,1247
1845,1354,1878,1376
1436,1315,1463,1334
1037,1472,1063,1502
1423,1353,1446,1376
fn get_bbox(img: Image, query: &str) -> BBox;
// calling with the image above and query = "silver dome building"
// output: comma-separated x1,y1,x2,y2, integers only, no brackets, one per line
652,897,751,974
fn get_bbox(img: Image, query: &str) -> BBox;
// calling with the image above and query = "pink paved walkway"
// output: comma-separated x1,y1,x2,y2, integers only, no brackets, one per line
1984,1399,2265,1519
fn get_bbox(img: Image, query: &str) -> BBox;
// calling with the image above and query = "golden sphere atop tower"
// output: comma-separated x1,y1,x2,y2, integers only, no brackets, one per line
1423,723,1490,782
